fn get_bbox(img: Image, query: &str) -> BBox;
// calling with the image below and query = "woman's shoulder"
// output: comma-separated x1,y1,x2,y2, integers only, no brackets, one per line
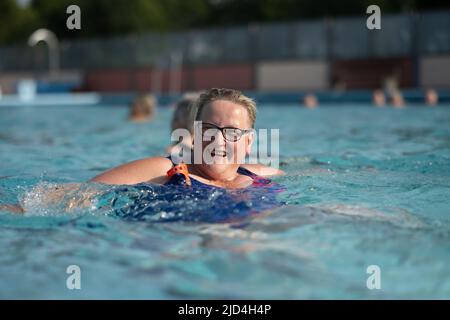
90,156,173,185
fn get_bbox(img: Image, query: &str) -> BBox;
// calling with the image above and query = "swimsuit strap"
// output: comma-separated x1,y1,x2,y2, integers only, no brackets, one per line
166,155,176,166
237,166,273,186
166,156,272,187
237,166,258,178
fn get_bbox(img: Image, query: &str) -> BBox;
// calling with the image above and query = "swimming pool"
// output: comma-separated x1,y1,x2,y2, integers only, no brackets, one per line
1,103,449,299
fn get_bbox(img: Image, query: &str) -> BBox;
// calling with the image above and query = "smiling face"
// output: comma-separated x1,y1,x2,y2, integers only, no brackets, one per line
194,99,254,178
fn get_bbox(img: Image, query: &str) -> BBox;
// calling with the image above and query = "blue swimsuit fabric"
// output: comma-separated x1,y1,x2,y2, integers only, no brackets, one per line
104,162,284,223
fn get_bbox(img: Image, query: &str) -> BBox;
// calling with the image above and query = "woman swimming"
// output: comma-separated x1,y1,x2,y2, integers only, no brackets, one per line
91,88,284,222
92,88,283,188
107,155,285,223
1,88,283,217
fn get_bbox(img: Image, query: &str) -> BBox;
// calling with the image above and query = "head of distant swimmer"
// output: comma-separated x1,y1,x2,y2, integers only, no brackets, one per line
425,88,438,106
171,93,199,132
129,95,156,121
190,88,256,173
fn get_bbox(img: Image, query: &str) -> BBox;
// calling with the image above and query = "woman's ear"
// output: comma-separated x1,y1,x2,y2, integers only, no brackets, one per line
245,130,255,156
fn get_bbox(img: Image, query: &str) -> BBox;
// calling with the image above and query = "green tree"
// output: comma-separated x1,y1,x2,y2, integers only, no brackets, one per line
0,0,39,44
29,0,211,39
1,0,449,45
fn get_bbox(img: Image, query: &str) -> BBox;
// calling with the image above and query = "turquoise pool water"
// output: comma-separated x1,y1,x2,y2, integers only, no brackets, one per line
1,104,449,299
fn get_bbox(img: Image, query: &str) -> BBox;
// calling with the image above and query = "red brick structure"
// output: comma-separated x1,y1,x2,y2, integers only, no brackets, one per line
331,58,414,89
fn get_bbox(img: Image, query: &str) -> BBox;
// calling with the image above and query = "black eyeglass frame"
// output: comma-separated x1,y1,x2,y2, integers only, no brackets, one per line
199,122,253,142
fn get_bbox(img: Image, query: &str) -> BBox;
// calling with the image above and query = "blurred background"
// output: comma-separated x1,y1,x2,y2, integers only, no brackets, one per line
0,0,450,104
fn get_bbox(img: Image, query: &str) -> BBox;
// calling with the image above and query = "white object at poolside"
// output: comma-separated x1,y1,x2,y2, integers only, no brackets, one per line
28,29,60,76
17,79,37,102
0,93,101,107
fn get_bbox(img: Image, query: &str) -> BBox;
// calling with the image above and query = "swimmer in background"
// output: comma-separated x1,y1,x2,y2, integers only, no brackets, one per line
391,90,405,108
303,93,318,109
165,93,199,154
129,94,157,122
382,73,405,108
372,89,386,107
425,88,439,106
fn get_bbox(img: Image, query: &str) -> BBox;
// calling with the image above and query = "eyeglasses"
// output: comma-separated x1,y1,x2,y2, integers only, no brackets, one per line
200,122,253,142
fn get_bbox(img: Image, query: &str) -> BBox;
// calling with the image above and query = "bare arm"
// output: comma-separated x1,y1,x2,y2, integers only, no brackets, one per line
90,157,173,185
1,157,172,215
3,183,102,215
0,204,24,214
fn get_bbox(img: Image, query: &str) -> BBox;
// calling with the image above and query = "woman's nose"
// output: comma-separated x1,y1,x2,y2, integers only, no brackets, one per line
214,130,226,146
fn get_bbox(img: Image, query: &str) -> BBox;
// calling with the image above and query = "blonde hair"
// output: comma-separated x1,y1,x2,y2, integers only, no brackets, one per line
190,88,257,128
129,94,156,119
171,92,200,132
